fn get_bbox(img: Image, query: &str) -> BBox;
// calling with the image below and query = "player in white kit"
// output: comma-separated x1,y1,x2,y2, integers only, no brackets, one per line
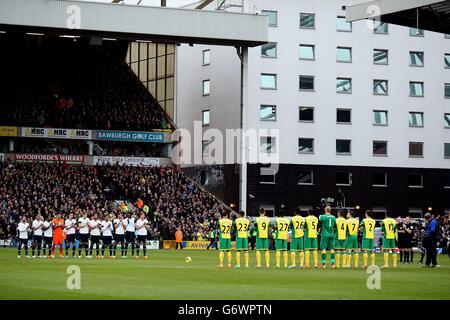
113,213,127,258
77,211,90,258
31,214,43,258
17,216,30,258
135,213,149,259
42,215,53,258
65,213,78,258
101,215,114,258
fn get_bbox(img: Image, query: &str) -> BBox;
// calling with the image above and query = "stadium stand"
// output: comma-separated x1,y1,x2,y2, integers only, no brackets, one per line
0,35,171,132
0,162,228,241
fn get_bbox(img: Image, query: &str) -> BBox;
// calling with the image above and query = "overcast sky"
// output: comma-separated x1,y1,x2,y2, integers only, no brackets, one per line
80,0,197,7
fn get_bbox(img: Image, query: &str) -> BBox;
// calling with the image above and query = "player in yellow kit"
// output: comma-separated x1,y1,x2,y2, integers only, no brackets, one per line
304,209,319,268
274,210,290,268
255,208,271,268
360,210,376,269
345,211,359,268
217,211,233,268
334,210,347,268
289,208,305,268
381,212,398,269
234,211,250,269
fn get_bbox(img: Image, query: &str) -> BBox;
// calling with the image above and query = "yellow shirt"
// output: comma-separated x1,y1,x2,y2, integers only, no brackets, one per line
382,218,396,239
256,216,271,239
219,218,233,239
362,218,376,239
347,218,359,236
291,215,305,238
275,217,290,240
305,215,318,238
235,217,250,239
336,217,347,240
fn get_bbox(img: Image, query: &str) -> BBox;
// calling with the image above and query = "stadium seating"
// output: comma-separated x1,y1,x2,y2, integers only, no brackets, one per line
0,162,226,241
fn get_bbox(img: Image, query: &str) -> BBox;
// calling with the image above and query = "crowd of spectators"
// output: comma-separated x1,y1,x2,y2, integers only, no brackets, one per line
0,162,228,241
95,141,164,158
0,38,171,132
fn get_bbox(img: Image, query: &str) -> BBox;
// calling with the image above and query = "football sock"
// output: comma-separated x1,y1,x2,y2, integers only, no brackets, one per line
276,251,281,268
371,253,376,265
305,251,310,267
336,253,341,268
410,251,414,263
219,251,224,265
347,252,352,266
383,252,389,266
363,253,368,266
393,254,397,268
290,252,296,266
265,251,270,267
236,252,241,266
399,251,403,262
330,250,335,265
354,253,359,268
299,251,304,267
256,250,261,266
313,250,318,266
321,251,327,265
342,253,346,267
244,252,249,267
283,251,288,268
227,251,232,265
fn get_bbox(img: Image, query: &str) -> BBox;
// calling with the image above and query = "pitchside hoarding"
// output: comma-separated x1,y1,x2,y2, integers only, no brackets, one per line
0,126,17,137
14,153,85,164
21,127,92,140
96,130,167,143
94,156,160,167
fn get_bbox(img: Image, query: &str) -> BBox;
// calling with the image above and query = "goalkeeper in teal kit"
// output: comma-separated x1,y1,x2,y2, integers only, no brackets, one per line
319,206,337,268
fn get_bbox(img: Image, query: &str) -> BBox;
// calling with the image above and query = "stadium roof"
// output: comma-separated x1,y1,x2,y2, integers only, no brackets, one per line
346,0,450,34
0,0,267,47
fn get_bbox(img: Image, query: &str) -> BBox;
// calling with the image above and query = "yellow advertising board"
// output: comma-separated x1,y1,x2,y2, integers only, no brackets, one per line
163,240,236,250
0,126,17,137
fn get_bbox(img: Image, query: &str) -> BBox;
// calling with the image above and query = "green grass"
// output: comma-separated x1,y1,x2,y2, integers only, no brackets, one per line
0,248,449,300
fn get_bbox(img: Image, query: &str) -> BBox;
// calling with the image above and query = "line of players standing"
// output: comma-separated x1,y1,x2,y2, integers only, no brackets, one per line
16,211,152,259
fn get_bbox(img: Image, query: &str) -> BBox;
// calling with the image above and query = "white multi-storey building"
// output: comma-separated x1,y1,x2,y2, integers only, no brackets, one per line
175,0,450,217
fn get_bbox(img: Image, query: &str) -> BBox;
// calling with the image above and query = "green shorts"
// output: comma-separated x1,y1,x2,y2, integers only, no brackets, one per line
362,238,375,251
320,236,335,251
235,237,249,251
334,239,346,250
304,237,318,250
345,235,358,250
382,239,396,250
275,239,287,251
219,238,231,251
290,237,304,251
256,238,269,250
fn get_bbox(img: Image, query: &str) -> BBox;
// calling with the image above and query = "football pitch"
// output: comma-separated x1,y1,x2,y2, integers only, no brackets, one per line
0,249,449,300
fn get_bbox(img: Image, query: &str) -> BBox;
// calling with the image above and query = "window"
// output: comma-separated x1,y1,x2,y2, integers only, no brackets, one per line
408,174,423,188
410,82,424,97
445,143,450,158
298,170,313,185
373,141,388,156
300,13,315,29
373,110,388,126
337,16,352,32
373,49,388,64
337,47,352,62
298,138,314,154
299,44,315,60
374,22,388,34
336,78,352,93
410,51,424,66
410,28,424,36
444,174,450,188
336,139,351,154
260,165,276,184
202,110,210,126
372,173,387,187
202,80,210,95
373,79,388,95
260,105,276,121
261,73,277,89
261,42,277,58
446,83,450,98
409,112,424,127
260,136,276,153
336,109,351,124
445,54,450,68
446,34,450,39
409,142,424,157
262,10,277,27
299,75,314,91
299,107,314,122
202,139,212,156
336,172,352,186
202,49,210,65
445,113,450,128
